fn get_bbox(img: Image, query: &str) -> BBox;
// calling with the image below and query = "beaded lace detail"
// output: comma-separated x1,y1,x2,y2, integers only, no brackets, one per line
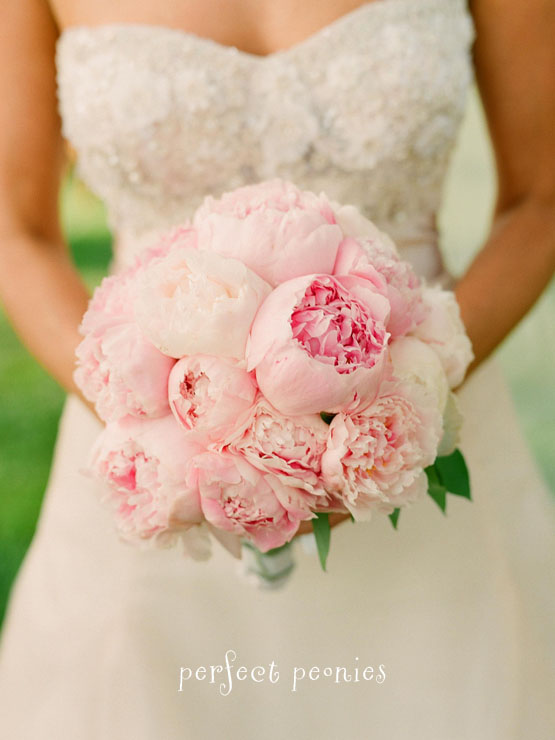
55,0,476,268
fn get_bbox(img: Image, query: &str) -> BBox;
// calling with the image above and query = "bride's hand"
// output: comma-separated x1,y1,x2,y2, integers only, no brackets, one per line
294,511,352,537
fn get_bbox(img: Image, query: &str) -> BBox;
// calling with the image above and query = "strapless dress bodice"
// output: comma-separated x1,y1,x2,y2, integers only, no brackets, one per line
55,0,476,277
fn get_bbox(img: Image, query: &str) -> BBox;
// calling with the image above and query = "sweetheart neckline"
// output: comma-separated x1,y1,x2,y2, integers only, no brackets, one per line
56,0,416,62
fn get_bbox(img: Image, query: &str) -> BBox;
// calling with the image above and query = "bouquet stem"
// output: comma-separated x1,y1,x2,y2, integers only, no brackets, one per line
240,541,296,589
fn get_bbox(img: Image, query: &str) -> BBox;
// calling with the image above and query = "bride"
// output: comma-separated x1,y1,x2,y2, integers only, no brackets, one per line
1,0,554,737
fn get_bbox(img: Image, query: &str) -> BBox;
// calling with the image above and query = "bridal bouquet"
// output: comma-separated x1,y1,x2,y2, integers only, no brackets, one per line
75,179,473,583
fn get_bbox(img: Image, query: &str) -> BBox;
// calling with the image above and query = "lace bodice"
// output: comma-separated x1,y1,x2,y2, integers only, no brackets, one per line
55,0,476,275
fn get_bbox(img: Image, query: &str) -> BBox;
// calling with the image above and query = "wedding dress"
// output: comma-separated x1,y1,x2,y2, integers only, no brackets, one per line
1,0,554,737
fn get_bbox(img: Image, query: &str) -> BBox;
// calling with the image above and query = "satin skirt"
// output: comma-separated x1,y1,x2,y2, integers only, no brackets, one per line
1,356,554,739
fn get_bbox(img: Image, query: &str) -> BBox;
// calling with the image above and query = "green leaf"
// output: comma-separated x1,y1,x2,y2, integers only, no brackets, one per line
428,483,447,513
349,513,355,523
312,512,331,571
320,412,336,425
425,465,448,513
435,449,471,500
389,508,401,529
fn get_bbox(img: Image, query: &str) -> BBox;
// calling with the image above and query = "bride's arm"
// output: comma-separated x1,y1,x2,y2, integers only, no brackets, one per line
0,1,92,398
456,0,555,376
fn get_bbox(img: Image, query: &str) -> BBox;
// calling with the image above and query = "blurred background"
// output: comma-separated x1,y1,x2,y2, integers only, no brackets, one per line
0,85,554,626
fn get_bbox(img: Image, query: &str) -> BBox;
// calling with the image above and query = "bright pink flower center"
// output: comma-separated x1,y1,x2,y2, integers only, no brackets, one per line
178,371,210,420
290,277,386,373
105,448,159,520
222,491,274,528
347,398,420,482
108,451,141,493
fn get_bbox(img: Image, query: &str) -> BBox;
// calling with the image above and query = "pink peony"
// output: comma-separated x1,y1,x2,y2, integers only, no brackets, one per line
331,202,400,248
321,380,442,520
333,235,426,338
247,273,391,415
192,178,343,286
75,324,175,422
168,355,257,440
225,396,330,496
75,271,175,422
81,226,196,334
148,222,198,254
133,245,271,359
388,335,462,457
89,415,208,556
389,335,464,456
80,275,130,336
388,336,449,413
192,452,314,552
410,285,474,388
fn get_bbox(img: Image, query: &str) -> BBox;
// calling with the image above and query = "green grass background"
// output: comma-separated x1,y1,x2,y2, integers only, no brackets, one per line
1,87,554,627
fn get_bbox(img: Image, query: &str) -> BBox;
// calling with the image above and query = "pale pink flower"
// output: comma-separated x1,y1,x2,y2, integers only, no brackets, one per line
193,178,343,286
410,285,474,388
333,235,426,338
79,271,135,336
389,336,462,458
331,202,400,250
225,396,330,496
75,270,174,422
149,222,198,254
388,336,449,413
192,452,314,552
168,355,257,440
247,273,391,415
321,380,442,519
134,246,271,359
81,228,195,334
89,415,208,555
75,324,175,422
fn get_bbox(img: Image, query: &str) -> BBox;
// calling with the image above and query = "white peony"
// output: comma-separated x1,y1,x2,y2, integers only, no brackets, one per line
411,285,474,388
134,246,271,360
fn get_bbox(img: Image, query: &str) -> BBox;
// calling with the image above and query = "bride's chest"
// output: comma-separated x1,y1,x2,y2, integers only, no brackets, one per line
55,0,475,230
